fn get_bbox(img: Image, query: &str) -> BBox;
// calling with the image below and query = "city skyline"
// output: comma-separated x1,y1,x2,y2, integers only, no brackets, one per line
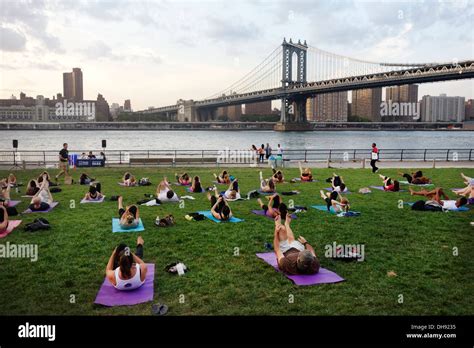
1,0,473,109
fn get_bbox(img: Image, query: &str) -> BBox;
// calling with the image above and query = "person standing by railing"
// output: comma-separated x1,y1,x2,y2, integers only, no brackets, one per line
55,143,70,181
370,143,379,173
265,143,272,160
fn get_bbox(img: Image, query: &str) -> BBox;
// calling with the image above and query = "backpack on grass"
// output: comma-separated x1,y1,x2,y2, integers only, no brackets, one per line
24,218,50,232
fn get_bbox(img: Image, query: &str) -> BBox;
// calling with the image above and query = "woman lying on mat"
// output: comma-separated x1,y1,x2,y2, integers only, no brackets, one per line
298,161,313,181
37,171,55,186
207,187,232,221
0,179,12,205
117,196,140,229
213,170,231,184
122,172,136,186
320,190,350,213
83,182,103,201
326,173,347,193
274,215,320,275
460,173,474,186
175,172,191,185
272,169,285,183
26,179,40,196
257,193,288,218
0,204,9,232
1,173,17,188
29,175,54,211
190,176,203,193
156,178,179,202
452,184,474,205
409,187,468,211
378,174,400,192
79,173,95,185
223,179,240,200
398,171,431,185
259,171,276,193
106,236,147,291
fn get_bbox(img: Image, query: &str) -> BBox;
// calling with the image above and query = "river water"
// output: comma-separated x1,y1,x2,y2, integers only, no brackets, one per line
1,130,472,150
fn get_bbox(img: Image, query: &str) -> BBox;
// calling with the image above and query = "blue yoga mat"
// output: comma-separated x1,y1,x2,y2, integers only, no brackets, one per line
197,211,244,223
404,203,469,212
112,218,145,232
311,205,360,216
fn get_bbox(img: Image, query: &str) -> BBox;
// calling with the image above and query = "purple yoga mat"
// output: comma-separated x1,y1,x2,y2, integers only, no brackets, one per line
324,188,351,194
370,186,406,192
256,252,345,286
251,210,297,220
94,264,155,307
23,202,59,214
7,200,21,207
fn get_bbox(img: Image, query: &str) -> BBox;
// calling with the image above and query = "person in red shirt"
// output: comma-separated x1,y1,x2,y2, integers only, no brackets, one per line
379,174,400,192
370,143,379,173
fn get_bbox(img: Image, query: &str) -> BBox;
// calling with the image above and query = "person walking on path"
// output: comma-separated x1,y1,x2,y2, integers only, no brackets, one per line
370,143,379,173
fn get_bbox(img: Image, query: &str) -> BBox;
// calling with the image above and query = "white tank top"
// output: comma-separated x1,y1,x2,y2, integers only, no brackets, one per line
114,264,144,291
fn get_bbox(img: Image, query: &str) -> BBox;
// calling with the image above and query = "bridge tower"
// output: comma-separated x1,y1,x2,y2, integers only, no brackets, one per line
275,38,312,131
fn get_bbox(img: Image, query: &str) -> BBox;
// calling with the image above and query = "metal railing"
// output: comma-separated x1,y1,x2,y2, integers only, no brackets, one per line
0,149,472,167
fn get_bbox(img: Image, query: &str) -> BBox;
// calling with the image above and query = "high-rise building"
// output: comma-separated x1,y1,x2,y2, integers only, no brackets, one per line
63,68,83,101
216,105,242,121
465,99,474,120
420,94,465,122
306,91,348,122
351,88,382,121
386,84,418,103
124,99,131,111
244,101,272,115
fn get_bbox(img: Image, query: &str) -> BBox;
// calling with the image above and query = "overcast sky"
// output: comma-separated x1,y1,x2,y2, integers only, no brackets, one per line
1,0,473,110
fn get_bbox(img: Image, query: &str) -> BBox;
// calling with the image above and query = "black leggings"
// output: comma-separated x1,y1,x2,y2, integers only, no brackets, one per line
113,244,144,269
118,205,137,218
262,195,280,212
210,195,225,212
402,174,413,183
325,191,338,210
370,160,378,173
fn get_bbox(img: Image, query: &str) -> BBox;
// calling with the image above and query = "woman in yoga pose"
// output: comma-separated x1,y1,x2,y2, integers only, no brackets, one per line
105,236,148,291
122,172,136,186
378,174,400,192
175,172,191,185
29,175,54,211
452,185,474,205
409,187,468,210
298,162,313,181
213,170,231,184
37,171,56,186
25,179,39,196
156,177,179,202
320,190,350,213
83,182,103,201
0,204,9,232
398,171,431,185
79,173,95,185
117,196,140,229
326,173,347,193
207,187,232,221
190,176,203,193
272,169,285,183
223,179,240,200
259,171,276,193
257,193,288,219
0,179,11,205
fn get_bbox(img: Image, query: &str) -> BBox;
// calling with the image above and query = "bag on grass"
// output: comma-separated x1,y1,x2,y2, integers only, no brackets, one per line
155,214,175,227
247,190,260,199
138,178,151,186
25,218,50,232
50,187,62,193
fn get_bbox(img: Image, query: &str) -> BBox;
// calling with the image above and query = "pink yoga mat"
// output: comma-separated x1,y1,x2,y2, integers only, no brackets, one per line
256,252,345,286
94,264,155,307
0,220,22,238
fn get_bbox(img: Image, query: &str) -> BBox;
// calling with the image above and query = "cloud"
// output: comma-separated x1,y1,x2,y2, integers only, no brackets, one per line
0,26,27,51
205,16,262,43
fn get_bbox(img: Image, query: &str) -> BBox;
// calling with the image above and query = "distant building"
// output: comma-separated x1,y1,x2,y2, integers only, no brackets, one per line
124,99,131,111
94,94,112,122
384,84,419,121
63,68,83,101
351,88,382,121
465,99,474,120
244,101,272,115
306,91,348,122
420,94,465,122
216,105,242,121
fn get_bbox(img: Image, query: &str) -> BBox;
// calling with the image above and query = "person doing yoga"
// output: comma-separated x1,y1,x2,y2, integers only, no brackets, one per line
1,173,17,187
207,187,232,221
122,172,136,186
0,179,12,205
274,215,320,275
156,177,179,202
223,179,240,200
175,172,191,185
272,169,285,183
83,182,103,201
257,193,288,218
409,187,467,211
213,170,231,184
117,196,140,229
452,185,474,205
259,171,276,193
80,173,95,185
460,173,474,186
105,236,147,291
320,190,350,213
298,162,313,181
0,204,9,232
190,176,203,192
29,175,54,211
398,170,431,185
326,173,347,193
378,174,400,192
25,179,39,196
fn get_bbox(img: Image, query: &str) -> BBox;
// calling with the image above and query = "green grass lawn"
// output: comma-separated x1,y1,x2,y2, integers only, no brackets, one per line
0,166,473,316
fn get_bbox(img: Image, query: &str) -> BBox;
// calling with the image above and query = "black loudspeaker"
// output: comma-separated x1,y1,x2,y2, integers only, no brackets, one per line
13,140,18,149
102,140,106,148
